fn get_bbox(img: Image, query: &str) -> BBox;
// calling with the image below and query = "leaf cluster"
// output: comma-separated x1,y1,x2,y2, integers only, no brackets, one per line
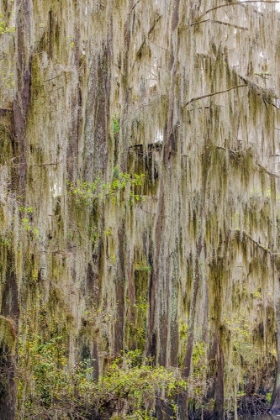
67,168,145,205
0,14,15,34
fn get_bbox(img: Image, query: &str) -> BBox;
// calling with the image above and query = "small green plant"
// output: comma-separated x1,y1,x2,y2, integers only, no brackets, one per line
112,116,120,135
266,392,272,404
104,227,113,237
0,13,15,34
20,207,39,238
2,70,14,89
126,298,149,349
19,206,34,214
134,263,152,272
179,321,188,339
67,168,145,205
0,231,13,247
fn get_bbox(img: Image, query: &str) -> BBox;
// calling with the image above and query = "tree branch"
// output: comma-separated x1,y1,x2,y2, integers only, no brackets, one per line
190,19,248,30
195,1,280,22
182,85,247,108
235,229,277,257
148,14,162,36
130,0,141,13
257,163,280,178
216,147,280,178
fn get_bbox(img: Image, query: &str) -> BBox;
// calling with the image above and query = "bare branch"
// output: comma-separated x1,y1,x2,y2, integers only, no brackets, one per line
216,146,239,154
211,19,248,30
183,85,247,108
43,75,64,83
148,14,162,36
216,147,280,177
190,19,248,30
190,19,210,27
148,40,169,52
258,163,280,178
196,1,280,22
130,0,141,13
235,229,277,257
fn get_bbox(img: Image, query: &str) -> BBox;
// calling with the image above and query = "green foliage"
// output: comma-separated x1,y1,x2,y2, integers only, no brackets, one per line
99,350,186,418
0,13,15,35
188,342,208,403
126,298,149,350
1,70,14,89
266,392,272,404
19,206,34,214
17,334,96,418
18,336,69,406
179,321,188,339
0,232,12,247
224,312,256,363
134,263,152,272
67,168,145,205
17,335,186,419
19,206,39,238
112,116,120,135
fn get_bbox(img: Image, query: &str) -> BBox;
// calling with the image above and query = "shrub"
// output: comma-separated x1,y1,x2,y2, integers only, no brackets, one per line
17,336,186,419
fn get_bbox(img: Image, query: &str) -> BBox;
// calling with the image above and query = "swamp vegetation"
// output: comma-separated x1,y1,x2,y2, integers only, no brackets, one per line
2,0,280,419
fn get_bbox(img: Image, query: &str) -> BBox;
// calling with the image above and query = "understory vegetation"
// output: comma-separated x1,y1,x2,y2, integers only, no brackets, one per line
67,168,145,205
17,336,185,419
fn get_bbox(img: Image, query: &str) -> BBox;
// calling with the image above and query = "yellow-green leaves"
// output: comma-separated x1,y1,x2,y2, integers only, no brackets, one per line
0,13,15,35
67,168,145,205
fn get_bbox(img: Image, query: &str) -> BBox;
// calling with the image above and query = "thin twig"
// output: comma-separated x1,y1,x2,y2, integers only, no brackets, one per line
35,161,63,167
148,39,169,52
190,18,248,30
211,19,248,30
183,85,247,108
236,229,277,257
190,19,209,26
216,146,239,154
130,0,141,13
258,163,280,178
148,14,162,36
43,74,64,83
